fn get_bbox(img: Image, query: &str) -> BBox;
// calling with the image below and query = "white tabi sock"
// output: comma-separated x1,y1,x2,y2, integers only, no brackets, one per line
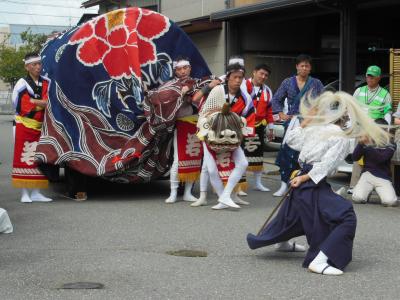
217,148,247,209
275,241,306,252
308,251,343,276
218,196,241,209
191,191,208,207
183,182,197,202
30,189,53,202
254,171,270,192
232,192,249,205
237,188,248,196
165,188,178,203
211,202,229,210
335,187,347,197
21,188,32,203
166,130,180,204
273,181,288,197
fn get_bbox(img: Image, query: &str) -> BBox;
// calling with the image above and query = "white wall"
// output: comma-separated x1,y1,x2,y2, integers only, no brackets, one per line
160,0,226,75
189,26,225,76
161,0,225,22
0,26,10,45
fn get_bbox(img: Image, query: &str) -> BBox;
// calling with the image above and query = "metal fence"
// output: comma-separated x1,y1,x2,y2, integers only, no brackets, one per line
0,90,13,114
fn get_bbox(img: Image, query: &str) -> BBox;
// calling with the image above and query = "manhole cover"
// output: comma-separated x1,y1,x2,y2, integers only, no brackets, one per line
60,282,104,289
166,250,208,257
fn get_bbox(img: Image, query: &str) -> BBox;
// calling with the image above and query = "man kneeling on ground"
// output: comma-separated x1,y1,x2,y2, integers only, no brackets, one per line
352,119,398,207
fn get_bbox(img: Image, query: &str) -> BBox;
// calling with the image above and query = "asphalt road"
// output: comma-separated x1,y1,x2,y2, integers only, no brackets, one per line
1,115,400,300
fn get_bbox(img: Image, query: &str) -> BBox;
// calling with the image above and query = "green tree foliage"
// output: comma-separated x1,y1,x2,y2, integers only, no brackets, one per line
20,30,48,53
0,45,26,87
0,30,48,87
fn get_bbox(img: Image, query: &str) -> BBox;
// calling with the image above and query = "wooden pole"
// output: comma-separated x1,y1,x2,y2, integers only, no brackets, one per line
256,188,292,236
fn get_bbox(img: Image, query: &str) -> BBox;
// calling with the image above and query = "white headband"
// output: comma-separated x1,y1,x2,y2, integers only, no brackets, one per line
23,56,41,65
228,58,244,67
173,60,190,69
226,68,245,76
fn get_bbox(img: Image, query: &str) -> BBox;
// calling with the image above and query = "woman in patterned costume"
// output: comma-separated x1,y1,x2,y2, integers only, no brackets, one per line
12,53,52,203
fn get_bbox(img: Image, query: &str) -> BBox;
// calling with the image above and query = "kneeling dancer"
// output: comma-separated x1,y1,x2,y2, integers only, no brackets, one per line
247,91,391,275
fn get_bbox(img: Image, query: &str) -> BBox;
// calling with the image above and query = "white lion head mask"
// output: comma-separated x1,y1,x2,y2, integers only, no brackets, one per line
197,85,247,152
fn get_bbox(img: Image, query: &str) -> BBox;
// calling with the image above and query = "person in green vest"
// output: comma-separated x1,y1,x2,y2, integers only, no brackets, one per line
348,65,392,194
353,65,392,123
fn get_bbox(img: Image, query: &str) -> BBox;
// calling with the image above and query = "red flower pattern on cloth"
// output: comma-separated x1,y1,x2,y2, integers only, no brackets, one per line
69,8,170,79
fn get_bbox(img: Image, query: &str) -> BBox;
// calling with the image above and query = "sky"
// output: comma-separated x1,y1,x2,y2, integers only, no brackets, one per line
0,0,98,27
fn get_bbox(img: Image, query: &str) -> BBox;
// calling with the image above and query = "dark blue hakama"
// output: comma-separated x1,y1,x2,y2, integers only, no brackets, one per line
275,143,300,183
247,166,357,270
276,120,300,183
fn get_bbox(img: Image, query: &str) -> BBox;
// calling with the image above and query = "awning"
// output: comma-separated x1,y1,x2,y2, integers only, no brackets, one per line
210,0,332,21
81,0,103,8
77,13,98,25
177,16,222,34
210,0,396,21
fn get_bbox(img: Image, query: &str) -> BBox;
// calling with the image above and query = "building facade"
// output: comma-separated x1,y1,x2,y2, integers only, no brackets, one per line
81,0,400,93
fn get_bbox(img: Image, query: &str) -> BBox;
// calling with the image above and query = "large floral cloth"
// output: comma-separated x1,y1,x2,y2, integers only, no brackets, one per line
35,8,211,183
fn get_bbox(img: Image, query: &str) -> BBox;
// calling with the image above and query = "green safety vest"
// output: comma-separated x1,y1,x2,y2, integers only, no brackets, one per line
355,85,391,119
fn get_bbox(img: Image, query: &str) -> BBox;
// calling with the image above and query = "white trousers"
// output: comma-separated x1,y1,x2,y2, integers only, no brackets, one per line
350,162,362,188
199,161,209,192
202,143,248,196
169,129,180,190
0,208,13,234
352,171,397,205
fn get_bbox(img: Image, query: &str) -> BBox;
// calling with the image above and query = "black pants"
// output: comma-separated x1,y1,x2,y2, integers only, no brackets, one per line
393,165,400,196
38,163,60,182
65,166,87,197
